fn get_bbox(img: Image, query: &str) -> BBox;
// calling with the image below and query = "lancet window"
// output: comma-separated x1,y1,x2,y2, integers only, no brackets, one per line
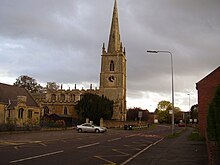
110,60,115,71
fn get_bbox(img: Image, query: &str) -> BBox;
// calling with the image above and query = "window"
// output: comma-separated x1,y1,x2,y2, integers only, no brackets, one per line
28,110,32,119
60,94,65,102
80,94,83,100
44,106,49,115
110,60,114,71
18,108,24,119
51,94,56,102
64,107,68,115
71,94,76,101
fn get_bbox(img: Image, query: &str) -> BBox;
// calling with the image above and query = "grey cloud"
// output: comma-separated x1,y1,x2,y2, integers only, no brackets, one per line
0,0,219,111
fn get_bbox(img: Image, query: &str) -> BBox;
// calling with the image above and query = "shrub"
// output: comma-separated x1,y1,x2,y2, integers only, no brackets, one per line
207,85,220,144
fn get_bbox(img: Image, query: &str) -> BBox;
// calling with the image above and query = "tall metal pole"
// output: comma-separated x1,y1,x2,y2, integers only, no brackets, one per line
188,93,191,110
188,93,191,123
147,50,175,135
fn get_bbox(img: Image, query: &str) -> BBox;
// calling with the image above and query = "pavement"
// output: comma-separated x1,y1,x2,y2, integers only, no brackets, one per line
126,127,208,165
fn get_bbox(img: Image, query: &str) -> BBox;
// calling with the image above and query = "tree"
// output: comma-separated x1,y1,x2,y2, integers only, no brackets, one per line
157,100,172,111
190,104,198,121
156,109,170,123
75,93,113,125
155,101,172,123
155,100,181,124
14,75,43,93
207,85,220,143
46,82,59,91
174,109,184,123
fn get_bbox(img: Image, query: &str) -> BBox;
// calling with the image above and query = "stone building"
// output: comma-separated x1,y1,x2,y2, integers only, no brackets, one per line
0,83,40,126
196,66,220,137
37,86,99,123
99,0,127,121
37,0,127,122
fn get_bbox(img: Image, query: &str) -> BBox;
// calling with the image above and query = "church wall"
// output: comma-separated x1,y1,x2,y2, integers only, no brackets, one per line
40,88,100,120
0,104,5,124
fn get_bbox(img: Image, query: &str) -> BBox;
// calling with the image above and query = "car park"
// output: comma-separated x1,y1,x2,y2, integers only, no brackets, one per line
76,123,107,133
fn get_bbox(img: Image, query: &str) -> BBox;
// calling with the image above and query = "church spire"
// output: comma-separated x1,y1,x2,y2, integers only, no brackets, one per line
107,0,121,53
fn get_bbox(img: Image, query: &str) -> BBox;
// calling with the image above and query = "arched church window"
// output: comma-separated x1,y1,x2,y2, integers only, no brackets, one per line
43,106,49,115
110,60,115,71
60,94,65,102
64,107,68,115
51,94,56,102
80,94,83,100
71,94,76,102
18,108,24,119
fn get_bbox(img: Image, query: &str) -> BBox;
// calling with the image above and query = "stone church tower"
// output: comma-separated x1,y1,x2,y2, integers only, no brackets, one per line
100,0,127,121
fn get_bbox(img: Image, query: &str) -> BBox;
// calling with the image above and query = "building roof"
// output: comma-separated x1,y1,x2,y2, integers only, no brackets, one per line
0,83,39,108
196,66,220,86
107,0,121,53
45,113,72,119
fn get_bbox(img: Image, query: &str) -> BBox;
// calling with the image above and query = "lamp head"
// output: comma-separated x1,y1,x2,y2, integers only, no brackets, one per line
147,50,158,53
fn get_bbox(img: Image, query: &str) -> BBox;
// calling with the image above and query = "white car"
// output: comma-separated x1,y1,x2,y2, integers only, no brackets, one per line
76,123,107,133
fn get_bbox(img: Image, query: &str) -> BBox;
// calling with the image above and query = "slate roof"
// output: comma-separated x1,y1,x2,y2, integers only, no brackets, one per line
0,83,39,108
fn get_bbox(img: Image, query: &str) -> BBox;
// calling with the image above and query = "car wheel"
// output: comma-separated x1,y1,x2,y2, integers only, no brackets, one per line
95,129,100,133
78,128,83,133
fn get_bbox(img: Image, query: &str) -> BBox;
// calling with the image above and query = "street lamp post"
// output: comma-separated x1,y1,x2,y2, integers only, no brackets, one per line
187,93,191,123
187,93,191,111
147,50,175,135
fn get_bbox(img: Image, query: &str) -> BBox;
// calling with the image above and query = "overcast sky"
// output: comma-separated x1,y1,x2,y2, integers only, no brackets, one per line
0,0,219,112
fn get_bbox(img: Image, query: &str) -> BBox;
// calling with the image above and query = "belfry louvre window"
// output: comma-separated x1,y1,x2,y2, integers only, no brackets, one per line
110,60,114,71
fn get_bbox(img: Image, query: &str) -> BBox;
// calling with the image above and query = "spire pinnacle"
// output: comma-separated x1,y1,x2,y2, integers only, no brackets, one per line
107,0,121,53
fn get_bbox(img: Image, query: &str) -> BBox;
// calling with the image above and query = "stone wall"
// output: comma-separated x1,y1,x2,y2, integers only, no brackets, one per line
103,120,148,128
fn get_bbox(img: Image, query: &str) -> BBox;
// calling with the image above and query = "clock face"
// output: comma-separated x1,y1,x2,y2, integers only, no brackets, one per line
108,76,115,82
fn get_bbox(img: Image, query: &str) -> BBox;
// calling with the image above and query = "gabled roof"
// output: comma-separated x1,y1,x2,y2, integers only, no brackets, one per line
197,66,220,85
0,83,39,108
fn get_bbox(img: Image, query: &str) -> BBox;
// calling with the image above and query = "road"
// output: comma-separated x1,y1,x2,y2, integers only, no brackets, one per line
0,125,175,165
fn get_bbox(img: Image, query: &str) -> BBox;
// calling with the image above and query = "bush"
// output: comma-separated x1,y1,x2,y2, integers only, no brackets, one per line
207,85,220,144
0,118,17,131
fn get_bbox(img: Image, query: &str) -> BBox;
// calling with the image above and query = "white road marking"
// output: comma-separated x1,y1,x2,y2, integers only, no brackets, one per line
9,150,64,164
4,142,25,145
125,133,141,138
14,146,18,150
94,156,115,164
121,137,165,165
29,141,42,143
77,142,100,149
112,149,130,156
40,143,47,146
107,137,121,142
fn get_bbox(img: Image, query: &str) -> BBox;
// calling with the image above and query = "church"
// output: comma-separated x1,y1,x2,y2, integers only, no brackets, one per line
37,0,127,122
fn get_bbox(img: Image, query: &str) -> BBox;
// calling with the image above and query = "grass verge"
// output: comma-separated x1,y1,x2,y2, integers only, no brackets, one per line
167,128,186,138
188,129,205,141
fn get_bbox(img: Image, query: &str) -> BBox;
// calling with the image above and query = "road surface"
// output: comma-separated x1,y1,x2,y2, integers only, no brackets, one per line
0,125,174,165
